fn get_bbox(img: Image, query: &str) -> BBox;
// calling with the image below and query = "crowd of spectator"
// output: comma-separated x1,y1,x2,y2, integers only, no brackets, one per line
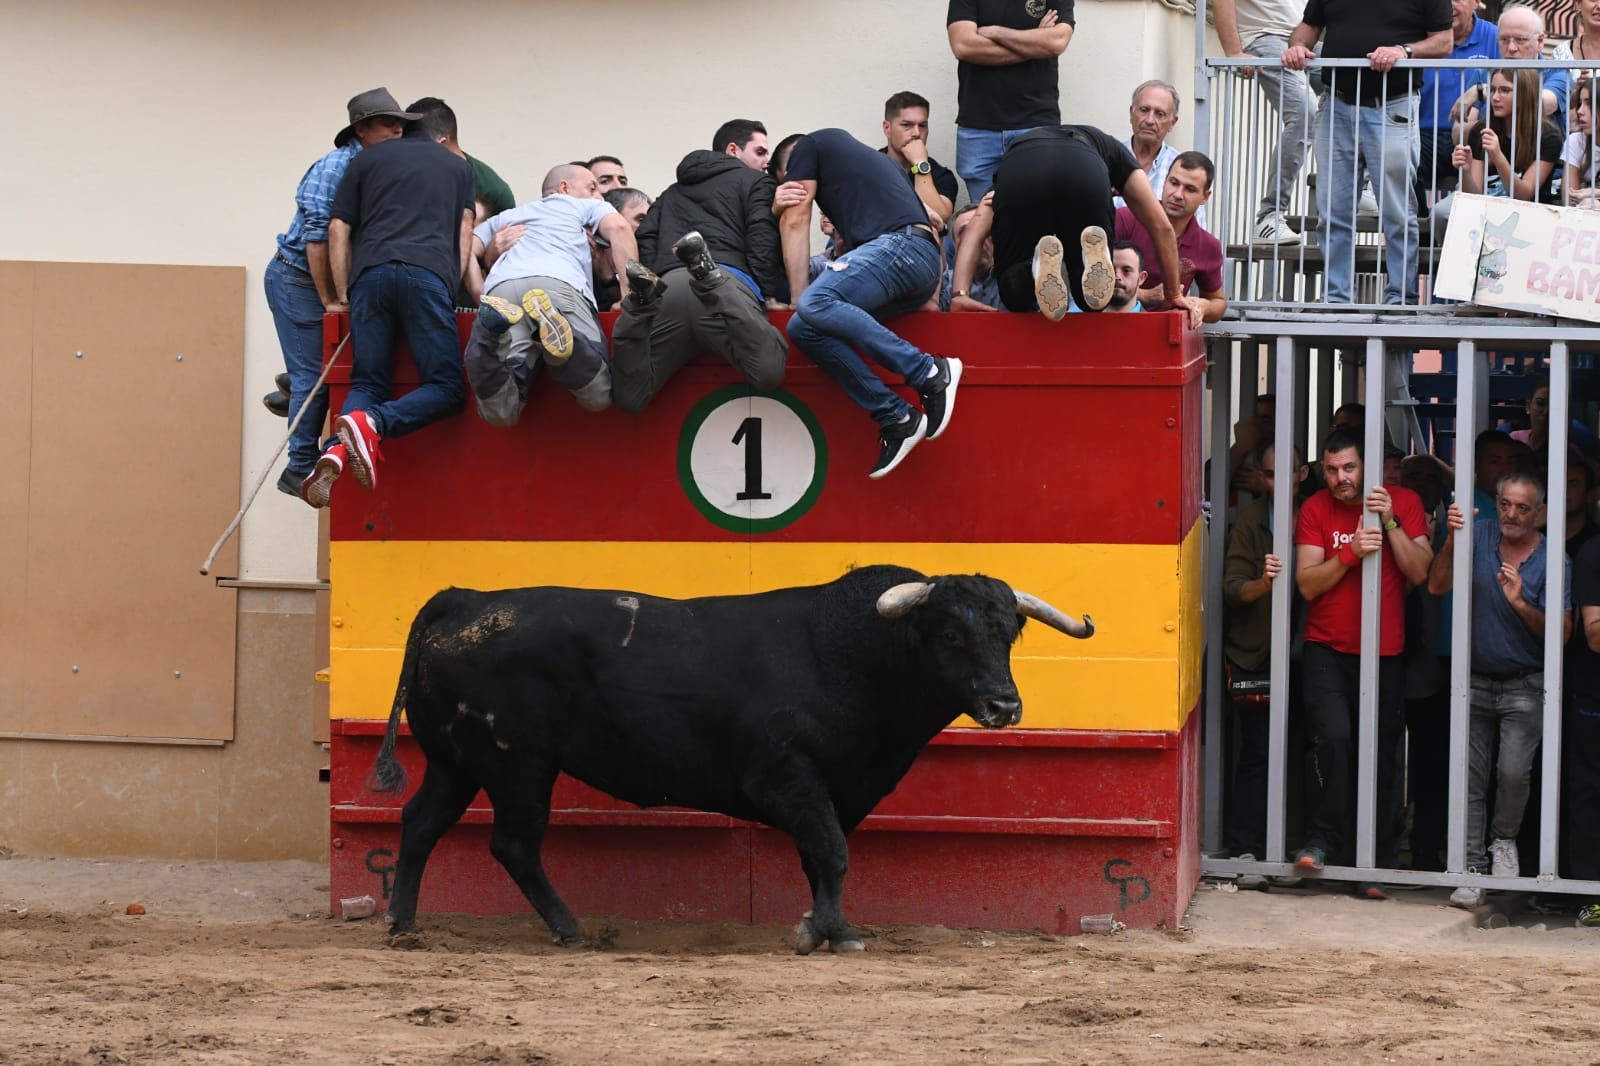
1216,0,1600,304
1220,386,1600,925
263,1,1232,496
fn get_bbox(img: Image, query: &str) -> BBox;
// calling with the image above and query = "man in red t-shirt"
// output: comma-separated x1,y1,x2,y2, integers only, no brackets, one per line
1292,426,1433,895
1113,150,1228,323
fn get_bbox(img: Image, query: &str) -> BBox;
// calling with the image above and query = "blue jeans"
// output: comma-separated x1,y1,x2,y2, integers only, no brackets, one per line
956,126,1038,204
786,231,940,426
264,256,327,474
1314,92,1419,304
342,262,466,441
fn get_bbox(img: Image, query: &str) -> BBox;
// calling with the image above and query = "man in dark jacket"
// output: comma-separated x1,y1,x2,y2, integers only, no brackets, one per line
611,119,788,413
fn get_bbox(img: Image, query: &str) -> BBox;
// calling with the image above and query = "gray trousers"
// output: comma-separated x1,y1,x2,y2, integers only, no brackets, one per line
1466,671,1544,872
1245,33,1316,221
611,267,786,414
464,275,611,427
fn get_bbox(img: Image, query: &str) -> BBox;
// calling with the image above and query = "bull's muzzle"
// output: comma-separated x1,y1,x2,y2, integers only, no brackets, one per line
1014,591,1094,639
976,695,1023,728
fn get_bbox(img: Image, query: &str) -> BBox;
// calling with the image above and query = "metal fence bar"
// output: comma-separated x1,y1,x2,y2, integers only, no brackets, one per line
1542,342,1571,878
1355,339,1384,869
1447,340,1476,875
1203,339,1232,856
1267,335,1297,863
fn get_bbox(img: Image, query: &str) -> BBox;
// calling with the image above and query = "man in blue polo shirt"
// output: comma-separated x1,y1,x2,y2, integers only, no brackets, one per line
1427,472,1572,906
1416,0,1497,223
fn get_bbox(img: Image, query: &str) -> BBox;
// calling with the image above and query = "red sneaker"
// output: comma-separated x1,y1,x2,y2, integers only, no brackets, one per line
335,411,383,489
300,444,346,509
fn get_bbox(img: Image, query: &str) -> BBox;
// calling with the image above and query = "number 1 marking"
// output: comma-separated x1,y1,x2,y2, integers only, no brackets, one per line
732,417,773,501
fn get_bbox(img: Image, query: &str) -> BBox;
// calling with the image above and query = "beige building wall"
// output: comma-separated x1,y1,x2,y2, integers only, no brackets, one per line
0,0,1196,858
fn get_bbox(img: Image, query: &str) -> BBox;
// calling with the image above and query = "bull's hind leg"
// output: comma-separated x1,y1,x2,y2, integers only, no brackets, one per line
389,764,479,934
485,773,584,946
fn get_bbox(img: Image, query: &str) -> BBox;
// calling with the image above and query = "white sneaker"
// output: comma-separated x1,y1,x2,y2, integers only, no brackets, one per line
1490,838,1520,879
1234,853,1266,889
1450,883,1485,908
1358,187,1380,217
1254,213,1302,245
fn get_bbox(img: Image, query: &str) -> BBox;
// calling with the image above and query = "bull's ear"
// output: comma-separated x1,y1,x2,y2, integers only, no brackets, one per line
876,581,935,618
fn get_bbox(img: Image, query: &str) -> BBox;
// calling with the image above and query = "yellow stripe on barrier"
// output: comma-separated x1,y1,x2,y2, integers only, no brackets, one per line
330,533,1203,732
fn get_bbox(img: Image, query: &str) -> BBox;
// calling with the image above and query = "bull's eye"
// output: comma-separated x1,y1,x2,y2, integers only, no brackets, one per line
943,628,963,646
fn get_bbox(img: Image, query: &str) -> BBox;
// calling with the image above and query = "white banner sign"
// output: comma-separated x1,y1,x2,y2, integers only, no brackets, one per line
1435,193,1600,322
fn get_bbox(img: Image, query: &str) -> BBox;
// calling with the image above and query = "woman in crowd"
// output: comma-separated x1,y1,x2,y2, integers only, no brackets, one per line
1435,67,1565,225
1564,77,1598,205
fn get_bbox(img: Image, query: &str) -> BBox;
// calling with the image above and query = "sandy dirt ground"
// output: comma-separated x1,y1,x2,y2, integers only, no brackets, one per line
3,858,1599,1064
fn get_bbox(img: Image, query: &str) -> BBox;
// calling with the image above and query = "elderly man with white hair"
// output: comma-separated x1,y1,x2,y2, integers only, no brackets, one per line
1457,5,1569,126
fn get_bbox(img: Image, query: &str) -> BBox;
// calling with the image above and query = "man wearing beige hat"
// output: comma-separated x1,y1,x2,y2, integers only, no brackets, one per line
269,88,411,501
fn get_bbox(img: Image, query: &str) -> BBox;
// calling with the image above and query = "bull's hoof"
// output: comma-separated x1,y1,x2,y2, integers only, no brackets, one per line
554,933,586,948
829,936,866,953
387,930,426,951
794,916,822,956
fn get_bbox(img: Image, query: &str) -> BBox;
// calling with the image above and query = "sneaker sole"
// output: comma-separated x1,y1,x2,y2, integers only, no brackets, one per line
479,294,524,330
869,415,928,480
1293,855,1324,873
335,416,376,490
925,357,963,441
1033,235,1070,321
524,289,574,362
302,458,341,509
672,234,708,269
1079,226,1114,311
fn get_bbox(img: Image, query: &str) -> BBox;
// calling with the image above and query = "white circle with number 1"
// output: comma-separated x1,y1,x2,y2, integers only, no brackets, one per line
688,395,819,523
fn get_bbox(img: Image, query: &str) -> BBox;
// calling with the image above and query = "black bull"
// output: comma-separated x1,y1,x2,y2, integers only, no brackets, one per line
372,564,1094,953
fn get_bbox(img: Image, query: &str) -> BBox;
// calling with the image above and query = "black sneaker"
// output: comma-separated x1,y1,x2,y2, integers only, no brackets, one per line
919,356,963,441
625,260,668,307
274,372,292,394
868,413,927,480
672,230,722,282
275,465,309,497
263,390,289,417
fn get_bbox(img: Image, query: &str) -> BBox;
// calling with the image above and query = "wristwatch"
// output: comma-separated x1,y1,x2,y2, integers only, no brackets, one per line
909,160,932,176
1401,43,1414,58
951,288,970,299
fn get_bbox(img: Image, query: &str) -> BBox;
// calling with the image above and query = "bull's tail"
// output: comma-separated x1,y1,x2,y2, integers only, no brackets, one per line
368,599,440,794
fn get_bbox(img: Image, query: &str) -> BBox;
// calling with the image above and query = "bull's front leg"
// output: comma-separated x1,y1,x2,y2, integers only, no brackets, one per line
783,806,862,955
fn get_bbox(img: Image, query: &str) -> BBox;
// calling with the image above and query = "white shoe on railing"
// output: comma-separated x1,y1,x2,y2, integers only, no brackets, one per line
1254,213,1303,245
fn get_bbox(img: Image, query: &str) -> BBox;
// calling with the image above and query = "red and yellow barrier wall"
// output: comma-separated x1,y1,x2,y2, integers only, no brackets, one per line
327,309,1205,933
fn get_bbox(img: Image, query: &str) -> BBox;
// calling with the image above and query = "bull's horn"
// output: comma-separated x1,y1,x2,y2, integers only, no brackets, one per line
1015,591,1095,638
876,581,935,618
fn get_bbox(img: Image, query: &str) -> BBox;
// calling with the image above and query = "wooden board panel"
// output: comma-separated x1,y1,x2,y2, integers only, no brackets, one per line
7,262,243,740
0,263,34,717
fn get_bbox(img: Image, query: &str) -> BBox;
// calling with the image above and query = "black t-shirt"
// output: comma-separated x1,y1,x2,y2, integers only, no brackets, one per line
877,146,961,207
1303,0,1450,103
1570,537,1600,702
1005,125,1139,190
784,129,930,248
331,131,475,291
948,0,1072,130
1468,121,1566,204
